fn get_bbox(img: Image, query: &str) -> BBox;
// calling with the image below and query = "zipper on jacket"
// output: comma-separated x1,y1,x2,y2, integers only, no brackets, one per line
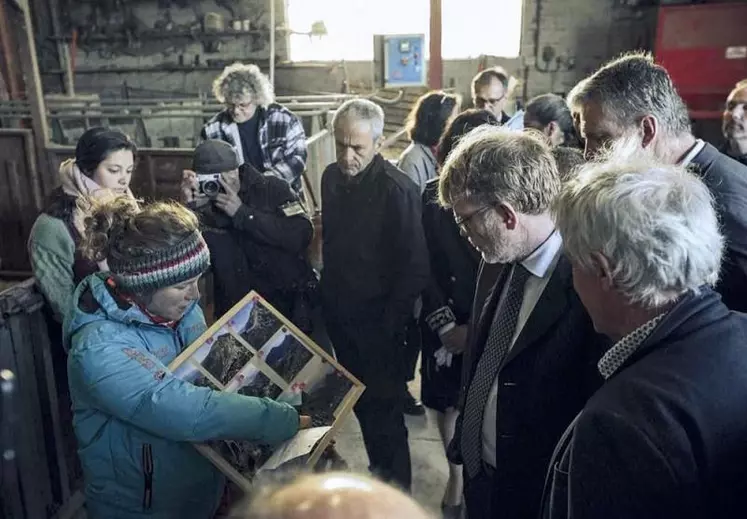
142,443,154,510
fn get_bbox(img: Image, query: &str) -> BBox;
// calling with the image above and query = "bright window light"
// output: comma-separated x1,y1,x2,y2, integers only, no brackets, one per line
288,0,523,62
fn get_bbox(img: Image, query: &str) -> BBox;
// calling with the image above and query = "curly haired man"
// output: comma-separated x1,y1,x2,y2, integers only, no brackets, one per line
202,63,307,195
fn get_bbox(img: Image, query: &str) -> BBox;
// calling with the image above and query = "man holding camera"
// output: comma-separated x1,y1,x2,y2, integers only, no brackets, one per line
182,140,316,330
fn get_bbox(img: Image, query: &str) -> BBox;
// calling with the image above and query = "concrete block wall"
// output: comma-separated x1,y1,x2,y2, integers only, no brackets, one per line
43,0,288,97
518,0,659,99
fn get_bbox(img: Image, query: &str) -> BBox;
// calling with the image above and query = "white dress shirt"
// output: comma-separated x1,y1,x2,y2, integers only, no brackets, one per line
678,139,706,167
482,230,564,467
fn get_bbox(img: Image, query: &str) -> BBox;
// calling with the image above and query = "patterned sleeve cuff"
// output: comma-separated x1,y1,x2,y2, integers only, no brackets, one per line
425,306,456,333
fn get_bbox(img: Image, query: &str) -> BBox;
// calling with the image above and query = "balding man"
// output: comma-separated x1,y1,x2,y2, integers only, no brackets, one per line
542,159,747,519
320,99,429,491
572,52,747,313
723,80,747,166
235,472,434,519
471,67,513,124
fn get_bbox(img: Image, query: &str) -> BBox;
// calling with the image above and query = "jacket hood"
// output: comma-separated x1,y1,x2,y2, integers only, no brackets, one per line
63,273,197,350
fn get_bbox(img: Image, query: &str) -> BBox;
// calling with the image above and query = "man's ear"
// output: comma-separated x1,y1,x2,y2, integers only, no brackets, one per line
497,202,519,230
640,115,658,149
545,121,558,138
591,251,614,291
374,135,384,151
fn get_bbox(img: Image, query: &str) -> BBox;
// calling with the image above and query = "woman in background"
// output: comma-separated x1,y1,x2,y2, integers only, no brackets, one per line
398,91,461,193
523,93,583,149
65,199,309,519
420,109,500,518
28,127,137,324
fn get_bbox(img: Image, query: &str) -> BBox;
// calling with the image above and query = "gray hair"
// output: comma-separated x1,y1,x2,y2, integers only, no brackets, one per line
566,78,588,112
438,125,559,213
212,63,275,107
554,159,723,308
331,99,385,140
575,51,691,137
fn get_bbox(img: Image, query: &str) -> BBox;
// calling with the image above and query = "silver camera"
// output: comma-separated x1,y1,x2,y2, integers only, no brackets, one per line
197,173,224,197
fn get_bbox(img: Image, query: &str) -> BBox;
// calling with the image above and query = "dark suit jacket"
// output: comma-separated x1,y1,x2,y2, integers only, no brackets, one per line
450,255,607,519
691,143,747,312
719,142,747,167
543,288,747,519
420,178,480,330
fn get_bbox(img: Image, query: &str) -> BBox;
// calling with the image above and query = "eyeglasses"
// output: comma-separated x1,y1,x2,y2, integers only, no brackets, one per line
475,94,505,107
454,205,493,232
226,101,253,111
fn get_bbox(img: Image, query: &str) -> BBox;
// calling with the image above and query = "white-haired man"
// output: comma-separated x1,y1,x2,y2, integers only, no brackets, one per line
438,126,606,519
541,160,747,519
572,52,747,312
320,99,430,492
233,472,434,519
202,62,307,194
723,80,747,166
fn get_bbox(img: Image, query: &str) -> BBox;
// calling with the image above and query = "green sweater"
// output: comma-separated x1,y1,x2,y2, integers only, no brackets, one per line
28,213,77,322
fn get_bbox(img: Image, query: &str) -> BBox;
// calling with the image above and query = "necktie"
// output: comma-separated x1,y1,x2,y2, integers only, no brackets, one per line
461,263,532,477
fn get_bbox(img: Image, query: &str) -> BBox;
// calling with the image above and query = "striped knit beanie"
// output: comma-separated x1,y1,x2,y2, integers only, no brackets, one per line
108,231,210,293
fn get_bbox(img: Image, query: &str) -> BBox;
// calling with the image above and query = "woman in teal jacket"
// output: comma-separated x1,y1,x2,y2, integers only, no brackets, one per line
64,199,309,519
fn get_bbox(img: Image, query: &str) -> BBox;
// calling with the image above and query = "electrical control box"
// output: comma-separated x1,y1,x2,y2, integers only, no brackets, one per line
373,34,426,88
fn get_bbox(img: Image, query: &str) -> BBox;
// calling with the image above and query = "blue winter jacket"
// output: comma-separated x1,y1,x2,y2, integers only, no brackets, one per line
64,274,300,519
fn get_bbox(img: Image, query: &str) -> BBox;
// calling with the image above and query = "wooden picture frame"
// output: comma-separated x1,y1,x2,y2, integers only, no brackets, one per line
168,291,365,493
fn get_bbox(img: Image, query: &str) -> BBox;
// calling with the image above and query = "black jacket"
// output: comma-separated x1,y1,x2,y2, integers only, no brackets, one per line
720,141,747,167
320,154,429,334
450,256,607,519
691,143,747,312
195,164,315,315
420,178,480,332
543,288,747,519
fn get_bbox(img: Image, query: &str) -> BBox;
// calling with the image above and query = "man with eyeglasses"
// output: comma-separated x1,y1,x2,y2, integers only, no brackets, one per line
471,67,513,125
202,62,307,196
439,126,606,519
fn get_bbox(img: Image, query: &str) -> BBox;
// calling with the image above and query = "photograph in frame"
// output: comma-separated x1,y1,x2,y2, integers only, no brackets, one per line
169,291,365,491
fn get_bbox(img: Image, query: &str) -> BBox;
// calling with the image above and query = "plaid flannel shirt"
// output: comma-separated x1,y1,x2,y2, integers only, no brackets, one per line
201,103,307,194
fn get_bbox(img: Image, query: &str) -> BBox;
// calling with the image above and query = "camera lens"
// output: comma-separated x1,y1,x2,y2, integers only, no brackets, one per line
202,180,220,196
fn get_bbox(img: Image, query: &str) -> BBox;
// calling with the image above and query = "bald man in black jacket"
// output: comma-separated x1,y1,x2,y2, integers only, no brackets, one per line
320,99,429,492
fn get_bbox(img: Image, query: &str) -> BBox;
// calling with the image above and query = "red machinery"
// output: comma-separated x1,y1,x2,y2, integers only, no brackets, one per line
654,2,747,121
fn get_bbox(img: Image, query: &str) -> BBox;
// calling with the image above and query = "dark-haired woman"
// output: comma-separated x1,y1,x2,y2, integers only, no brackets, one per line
420,109,499,518
523,93,583,149
398,91,461,193
65,199,309,519
28,127,138,324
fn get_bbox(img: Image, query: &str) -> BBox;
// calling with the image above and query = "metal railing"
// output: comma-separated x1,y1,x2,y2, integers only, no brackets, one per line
0,91,405,118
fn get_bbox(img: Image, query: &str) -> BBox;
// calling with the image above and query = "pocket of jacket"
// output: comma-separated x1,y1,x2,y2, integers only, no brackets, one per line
141,443,154,511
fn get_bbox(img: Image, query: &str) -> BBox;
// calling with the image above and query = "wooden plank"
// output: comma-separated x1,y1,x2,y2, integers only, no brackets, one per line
16,0,50,193
6,158,29,272
0,159,10,271
28,309,71,503
0,333,26,519
8,310,54,517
